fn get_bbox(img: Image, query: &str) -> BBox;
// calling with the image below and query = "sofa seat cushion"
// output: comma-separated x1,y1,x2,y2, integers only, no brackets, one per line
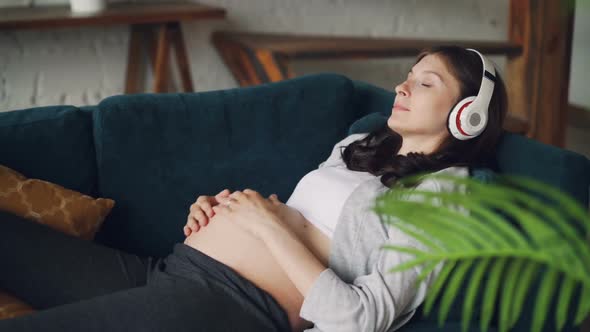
397,320,498,332
93,74,360,257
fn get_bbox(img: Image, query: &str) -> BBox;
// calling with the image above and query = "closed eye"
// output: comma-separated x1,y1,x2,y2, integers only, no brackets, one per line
421,83,431,87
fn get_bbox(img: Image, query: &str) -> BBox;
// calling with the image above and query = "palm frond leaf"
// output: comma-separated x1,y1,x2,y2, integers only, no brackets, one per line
438,259,475,327
509,261,540,328
575,285,590,325
498,258,525,332
462,258,492,332
480,257,508,332
374,173,590,332
423,260,457,316
532,269,560,332
556,276,577,331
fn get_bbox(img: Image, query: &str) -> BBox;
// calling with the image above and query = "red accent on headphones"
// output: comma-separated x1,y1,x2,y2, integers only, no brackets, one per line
456,101,473,137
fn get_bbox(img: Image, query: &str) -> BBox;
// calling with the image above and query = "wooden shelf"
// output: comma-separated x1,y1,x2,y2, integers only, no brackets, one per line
213,31,522,60
0,2,226,30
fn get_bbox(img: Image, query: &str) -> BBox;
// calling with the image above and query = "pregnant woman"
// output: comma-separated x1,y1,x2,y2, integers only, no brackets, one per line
0,45,507,332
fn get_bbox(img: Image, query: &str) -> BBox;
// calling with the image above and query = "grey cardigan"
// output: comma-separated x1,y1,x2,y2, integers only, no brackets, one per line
299,134,470,332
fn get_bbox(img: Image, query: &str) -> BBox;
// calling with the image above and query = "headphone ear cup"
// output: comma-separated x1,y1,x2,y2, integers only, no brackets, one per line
448,96,476,140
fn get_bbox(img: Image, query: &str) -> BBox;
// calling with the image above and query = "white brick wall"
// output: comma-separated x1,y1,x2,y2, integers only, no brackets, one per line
0,0,545,112
569,0,590,108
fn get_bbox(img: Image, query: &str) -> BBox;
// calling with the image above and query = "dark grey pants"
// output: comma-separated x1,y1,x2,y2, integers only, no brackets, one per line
0,211,291,332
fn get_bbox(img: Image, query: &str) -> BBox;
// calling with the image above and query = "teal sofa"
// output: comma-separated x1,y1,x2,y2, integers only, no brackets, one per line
1,73,588,331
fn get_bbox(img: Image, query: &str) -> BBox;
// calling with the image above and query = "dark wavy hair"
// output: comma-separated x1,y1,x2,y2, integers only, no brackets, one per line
342,46,508,188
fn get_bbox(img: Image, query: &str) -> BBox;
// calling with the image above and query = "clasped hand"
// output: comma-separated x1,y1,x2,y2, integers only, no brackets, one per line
184,189,284,239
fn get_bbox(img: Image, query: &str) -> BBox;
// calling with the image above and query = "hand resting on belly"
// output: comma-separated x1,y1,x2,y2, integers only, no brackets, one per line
183,190,330,266
182,190,329,332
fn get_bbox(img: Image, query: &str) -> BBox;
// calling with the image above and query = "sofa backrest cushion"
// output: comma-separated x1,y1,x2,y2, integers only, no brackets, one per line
496,132,590,207
93,74,362,257
348,112,590,208
351,79,395,117
0,106,98,196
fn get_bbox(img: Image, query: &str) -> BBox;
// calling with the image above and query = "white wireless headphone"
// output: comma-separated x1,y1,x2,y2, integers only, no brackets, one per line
447,48,497,140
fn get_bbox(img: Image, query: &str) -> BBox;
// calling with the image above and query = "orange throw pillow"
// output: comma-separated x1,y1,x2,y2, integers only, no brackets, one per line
0,164,115,240
0,291,35,320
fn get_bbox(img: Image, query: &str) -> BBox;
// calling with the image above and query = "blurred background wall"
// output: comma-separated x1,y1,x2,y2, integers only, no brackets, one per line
0,0,588,158
0,0,510,110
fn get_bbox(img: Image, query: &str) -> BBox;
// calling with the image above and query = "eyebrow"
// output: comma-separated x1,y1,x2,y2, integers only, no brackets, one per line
409,69,446,85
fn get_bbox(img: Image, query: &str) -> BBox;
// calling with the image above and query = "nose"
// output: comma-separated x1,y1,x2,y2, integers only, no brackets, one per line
395,81,409,97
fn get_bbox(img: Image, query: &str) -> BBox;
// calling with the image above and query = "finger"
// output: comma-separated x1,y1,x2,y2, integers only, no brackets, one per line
196,196,208,204
215,203,231,212
216,189,231,197
199,202,214,218
188,217,200,232
183,225,191,236
230,191,246,202
214,205,231,215
213,190,231,205
193,210,208,227
269,194,280,203
190,202,199,213
243,189,262,200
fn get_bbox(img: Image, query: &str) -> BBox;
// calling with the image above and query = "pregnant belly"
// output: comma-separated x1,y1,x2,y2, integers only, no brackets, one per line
183,210,330,332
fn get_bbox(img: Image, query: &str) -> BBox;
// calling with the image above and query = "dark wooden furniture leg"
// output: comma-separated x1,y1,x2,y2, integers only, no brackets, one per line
212,33,264,86
153,23,171,93
169,22,194,92
125,24,144,94
126,22,195,94
252,49,292,83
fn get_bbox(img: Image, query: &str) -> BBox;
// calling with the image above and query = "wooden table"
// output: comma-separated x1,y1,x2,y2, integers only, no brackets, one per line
0,2,226,93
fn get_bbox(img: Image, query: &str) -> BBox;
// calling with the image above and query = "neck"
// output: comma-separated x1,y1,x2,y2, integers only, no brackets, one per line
397,133,446,156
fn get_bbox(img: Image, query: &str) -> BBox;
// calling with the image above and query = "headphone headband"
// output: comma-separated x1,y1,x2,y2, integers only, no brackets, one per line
447,48,497,140
466,48,496,117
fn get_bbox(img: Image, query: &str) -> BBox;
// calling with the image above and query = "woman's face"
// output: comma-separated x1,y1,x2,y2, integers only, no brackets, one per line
388,54,462,139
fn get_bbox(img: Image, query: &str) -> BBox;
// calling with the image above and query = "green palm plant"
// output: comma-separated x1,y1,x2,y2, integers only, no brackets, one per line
373,173,590,332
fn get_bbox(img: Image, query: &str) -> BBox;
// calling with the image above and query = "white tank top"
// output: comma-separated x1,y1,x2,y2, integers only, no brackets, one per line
286,134,375,238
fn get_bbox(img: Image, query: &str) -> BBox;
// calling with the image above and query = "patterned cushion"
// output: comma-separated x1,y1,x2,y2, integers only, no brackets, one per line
0,164,114,240
0,291,34,320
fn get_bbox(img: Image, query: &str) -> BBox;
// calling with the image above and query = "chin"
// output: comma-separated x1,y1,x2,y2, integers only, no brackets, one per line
387,116,401,132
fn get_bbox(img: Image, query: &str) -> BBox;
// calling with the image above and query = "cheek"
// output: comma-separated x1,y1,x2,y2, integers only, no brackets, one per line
426,96,454,121
436,93,458,115
416,100,453,131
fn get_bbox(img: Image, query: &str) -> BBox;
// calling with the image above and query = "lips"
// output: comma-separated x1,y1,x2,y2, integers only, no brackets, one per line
393,104,410,112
